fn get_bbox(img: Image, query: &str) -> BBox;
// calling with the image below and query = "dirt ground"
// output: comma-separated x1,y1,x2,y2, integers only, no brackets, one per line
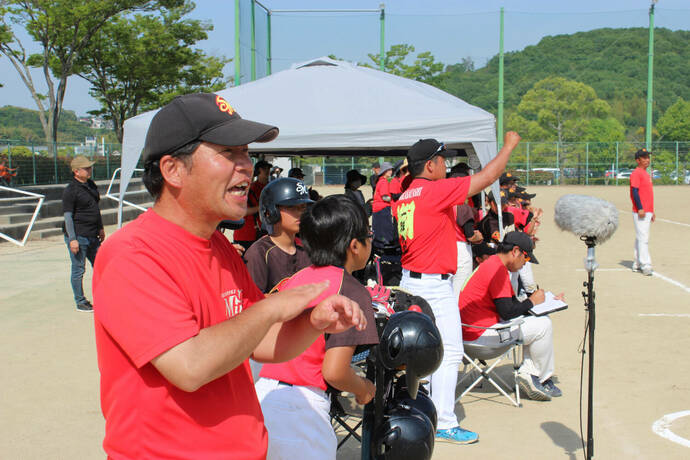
1,184,689,459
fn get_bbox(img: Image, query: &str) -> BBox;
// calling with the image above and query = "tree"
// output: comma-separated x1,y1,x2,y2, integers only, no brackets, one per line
74,3,229,142
507,76,621,142
0,0,181,146
656,98,690,141
366,44,444,84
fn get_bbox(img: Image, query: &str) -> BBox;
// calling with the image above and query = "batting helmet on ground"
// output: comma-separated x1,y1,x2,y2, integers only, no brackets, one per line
373,404,435,460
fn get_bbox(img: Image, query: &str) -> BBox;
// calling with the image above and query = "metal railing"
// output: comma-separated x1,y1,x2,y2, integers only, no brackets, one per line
0,185,45,246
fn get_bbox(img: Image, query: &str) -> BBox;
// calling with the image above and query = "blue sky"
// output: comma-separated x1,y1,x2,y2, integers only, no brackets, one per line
1,0,688,116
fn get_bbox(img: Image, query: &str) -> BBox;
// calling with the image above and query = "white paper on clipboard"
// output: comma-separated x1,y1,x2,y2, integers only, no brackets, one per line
529,291,568,316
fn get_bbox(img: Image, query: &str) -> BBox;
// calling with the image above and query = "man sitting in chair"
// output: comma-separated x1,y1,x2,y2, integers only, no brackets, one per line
459,231,562,401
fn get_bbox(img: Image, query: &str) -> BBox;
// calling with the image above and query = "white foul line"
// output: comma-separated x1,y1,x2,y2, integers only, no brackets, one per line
652,411,690,448
618,209,690,228
575,268,690,294
639,313,690,318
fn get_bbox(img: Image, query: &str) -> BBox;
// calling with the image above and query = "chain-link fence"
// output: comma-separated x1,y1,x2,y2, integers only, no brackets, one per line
2,140,688,187
0,140,122,186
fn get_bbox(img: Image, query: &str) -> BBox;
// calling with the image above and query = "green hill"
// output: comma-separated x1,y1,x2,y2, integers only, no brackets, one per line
0,106,117,144
437,27,690,133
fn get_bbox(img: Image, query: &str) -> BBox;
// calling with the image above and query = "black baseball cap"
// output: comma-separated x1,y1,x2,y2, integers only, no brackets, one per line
288,167,305,179
635,148,651,159
472,241,497,259
407,139,457,164
502,231,539,264
488,190,509,206
253,160,272,177
142,93,278,163
499,172,518,185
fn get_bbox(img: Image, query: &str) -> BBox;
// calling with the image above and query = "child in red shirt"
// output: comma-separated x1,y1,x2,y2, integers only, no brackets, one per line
255,195,379,460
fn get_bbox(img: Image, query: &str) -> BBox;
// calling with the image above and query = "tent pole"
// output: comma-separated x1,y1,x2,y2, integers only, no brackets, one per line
497,7,504,148
234,0,241,85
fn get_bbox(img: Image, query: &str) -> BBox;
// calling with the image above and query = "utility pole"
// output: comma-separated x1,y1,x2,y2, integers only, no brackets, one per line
498,7,505,148
645,1,657,150
379,4,385,71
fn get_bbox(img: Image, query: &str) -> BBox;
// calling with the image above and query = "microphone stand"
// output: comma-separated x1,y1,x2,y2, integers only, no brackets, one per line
581,236,598,460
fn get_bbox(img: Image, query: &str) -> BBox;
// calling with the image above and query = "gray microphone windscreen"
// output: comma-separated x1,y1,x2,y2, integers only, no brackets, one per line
554,194,619,243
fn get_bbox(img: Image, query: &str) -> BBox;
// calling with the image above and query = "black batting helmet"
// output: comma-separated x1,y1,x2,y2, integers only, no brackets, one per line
373,405,435,460
392,383,438,431
259,178,313,235
378,311,443,398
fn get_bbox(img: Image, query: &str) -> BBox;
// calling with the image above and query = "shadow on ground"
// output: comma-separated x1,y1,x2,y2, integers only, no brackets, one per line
541,421,583,460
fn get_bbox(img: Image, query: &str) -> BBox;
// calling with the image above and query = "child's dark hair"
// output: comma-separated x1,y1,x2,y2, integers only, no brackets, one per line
300,194,369,267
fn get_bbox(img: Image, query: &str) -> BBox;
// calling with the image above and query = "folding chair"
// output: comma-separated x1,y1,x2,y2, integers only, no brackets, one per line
456,318,524,407
329,350,370,449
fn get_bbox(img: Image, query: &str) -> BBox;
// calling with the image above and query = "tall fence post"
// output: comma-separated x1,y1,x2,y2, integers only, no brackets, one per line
676,141,680,185
526,142,530,186
31,141,37,184
585,142,589,185
106,146,111,179
615,142,619,186
556,141,560,185
7,142,11,170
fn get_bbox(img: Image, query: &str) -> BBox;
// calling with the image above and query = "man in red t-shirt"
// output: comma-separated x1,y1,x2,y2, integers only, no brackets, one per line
629,148,655,275
93,93,367,459
460,231,562,401
233,160,271,250
393,131,521,445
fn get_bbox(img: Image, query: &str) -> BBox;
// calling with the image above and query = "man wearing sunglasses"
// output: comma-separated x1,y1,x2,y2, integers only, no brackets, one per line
393,131,521,445
460,231,562,401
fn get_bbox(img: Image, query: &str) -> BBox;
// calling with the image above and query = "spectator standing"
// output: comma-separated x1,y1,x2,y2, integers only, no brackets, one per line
234,160,271,250
344,169,367,212
92,93,365,459
630,148,654,276
393,133,521,445
62,155,105,312
369,161,380,195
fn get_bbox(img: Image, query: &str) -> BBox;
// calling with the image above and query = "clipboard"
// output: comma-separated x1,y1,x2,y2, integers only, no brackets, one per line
529,291,568,317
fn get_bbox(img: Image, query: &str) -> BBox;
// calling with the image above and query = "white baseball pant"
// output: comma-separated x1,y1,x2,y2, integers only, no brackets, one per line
255,378,335,460
452,241,474,303
633,212,653,270
469,315,555,383
401,269,462,430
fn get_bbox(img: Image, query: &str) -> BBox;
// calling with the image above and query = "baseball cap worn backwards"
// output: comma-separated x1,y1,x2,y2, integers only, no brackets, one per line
407,139,457,164
70,155,95,170
502,231,539,264
142,93,279,163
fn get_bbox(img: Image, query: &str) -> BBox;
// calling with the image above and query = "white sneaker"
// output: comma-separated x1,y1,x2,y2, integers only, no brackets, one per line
631,264,641,273
641,267,653,276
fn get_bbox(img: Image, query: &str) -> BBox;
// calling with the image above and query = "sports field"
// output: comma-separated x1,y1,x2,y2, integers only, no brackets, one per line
1,185,689,459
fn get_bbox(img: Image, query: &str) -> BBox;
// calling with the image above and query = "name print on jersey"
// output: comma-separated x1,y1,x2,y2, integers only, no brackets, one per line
222,289,244,318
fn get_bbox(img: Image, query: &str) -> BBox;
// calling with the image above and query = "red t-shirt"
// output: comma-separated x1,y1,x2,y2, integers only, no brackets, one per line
393,176,471,274
93,209,267,460
506,205,528,229
372,176,392,213
259,266,378,390
454,203,475,243
459,255,514,341
630,167,654,213
234,180,266,241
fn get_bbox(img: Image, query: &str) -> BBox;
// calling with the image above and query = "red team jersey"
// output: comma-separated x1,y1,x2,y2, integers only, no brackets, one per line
459,254,514,341
259,266,377,390
393,176,471,274
93,210,267,460
372,176,392,213
630,167,654,213
234,180,266,241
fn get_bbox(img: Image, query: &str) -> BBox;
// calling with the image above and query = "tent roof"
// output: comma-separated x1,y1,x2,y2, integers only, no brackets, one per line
123,57,496,155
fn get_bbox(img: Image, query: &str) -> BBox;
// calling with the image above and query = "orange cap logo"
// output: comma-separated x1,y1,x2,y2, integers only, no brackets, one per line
215,95,235,115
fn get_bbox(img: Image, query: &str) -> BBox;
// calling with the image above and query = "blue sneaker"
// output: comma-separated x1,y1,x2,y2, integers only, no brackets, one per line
517,373,552,401
543,378,562,397
435,426,479,445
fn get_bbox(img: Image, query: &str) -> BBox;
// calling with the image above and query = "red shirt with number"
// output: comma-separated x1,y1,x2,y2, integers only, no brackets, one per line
393,176,471,274
93,209,267,460
234,180,266,241
459,254,513,341
630,167,654,213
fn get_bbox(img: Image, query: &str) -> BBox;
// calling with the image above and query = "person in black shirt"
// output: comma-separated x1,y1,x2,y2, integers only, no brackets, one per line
62,155,105,312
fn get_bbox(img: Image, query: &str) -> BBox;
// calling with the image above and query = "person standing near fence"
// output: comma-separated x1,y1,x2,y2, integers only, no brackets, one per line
630,148,654,276
62,155,105,312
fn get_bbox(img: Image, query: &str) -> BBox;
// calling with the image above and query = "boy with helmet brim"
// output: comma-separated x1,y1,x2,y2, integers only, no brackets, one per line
393,131,521,445
256,195,379,460
244,177,313,293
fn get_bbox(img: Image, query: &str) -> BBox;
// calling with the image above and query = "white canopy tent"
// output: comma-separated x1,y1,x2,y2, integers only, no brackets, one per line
118,57,502,226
